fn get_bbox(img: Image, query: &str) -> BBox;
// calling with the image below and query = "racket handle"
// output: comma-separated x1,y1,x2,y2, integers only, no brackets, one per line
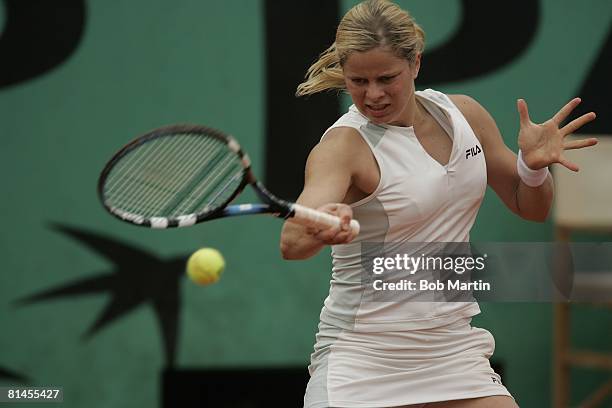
290,203,360,236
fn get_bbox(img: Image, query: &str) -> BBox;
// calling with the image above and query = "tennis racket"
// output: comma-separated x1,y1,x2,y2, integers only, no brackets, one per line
98,124,360,234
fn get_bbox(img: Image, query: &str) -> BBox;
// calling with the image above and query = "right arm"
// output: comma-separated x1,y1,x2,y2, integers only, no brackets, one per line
279,127,369,260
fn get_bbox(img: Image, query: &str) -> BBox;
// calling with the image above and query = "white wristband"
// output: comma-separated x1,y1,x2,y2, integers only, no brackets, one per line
517,150,549,187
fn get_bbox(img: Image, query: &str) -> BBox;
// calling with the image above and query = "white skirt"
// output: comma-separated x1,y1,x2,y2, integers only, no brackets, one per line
304,318,512,408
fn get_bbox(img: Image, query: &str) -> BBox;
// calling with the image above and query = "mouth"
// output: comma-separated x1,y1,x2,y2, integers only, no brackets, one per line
366,104,390,117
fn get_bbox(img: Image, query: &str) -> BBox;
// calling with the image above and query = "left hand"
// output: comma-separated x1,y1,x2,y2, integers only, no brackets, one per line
517,97,597,171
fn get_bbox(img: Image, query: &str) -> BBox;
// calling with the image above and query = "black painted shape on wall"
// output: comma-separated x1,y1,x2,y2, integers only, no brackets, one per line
0,0,86,88
573,25,612,134
263,0,340,201
418,0,540,86
163,367,310,407
14,223,184,367
0,367,29,383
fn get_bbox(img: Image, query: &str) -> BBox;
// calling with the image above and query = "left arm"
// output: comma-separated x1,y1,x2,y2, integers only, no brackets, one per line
450,95,596,222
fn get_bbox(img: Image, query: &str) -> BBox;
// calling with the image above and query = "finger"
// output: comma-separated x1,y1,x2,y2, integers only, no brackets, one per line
561,111,596,135
306,226,319,235
321,203,340,213
334,205,353,230
552,97,581,125
340,213,352,231
517,99,531,127
558,155,579,172
335,204,353,216
330,230,354,245
563,137,598,150
340,216,350,231
315,226,341,242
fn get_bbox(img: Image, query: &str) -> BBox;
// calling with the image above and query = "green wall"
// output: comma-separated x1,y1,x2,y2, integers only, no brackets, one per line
1,1,610,407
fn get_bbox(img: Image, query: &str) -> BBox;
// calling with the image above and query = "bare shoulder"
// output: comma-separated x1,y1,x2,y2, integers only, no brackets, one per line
448,94,491,123
305,125,378,198
317,126,368,152
448,94,499,144
308,126,370,166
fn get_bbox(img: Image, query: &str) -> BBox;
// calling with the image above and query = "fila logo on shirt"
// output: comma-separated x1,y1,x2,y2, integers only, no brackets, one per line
491,377,502,385
465,145,482,159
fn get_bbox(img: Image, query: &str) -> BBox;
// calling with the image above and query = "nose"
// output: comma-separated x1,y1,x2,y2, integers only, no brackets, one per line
365,82,385,101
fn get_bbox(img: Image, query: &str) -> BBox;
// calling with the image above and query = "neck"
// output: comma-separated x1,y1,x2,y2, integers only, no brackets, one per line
412,98,427,128
391,93,423,127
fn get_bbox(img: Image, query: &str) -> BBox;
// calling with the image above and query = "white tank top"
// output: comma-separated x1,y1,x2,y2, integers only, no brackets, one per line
319,89,487,332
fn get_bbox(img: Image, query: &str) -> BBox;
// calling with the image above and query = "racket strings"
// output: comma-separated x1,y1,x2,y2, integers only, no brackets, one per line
107,135,211,216
171,153,243,216
162,145,244,216
103,133,244,219
116,136,218,215
108,135,217,215
106,134,200,200
158,142,230,215
105,138,169,196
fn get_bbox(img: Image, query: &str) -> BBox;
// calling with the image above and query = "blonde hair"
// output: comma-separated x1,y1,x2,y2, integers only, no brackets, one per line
296,0,425,96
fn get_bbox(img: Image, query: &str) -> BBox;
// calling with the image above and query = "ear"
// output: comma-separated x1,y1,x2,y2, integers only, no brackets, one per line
412,53,421,79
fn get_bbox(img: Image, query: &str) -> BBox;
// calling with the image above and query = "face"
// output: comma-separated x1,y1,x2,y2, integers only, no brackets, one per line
343,47,420,126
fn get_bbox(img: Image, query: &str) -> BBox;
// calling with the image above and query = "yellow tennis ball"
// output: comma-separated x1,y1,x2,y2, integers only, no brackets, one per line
186,248,225,285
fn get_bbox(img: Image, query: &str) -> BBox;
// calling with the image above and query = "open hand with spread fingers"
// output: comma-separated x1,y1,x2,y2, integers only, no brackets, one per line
517,98,597,171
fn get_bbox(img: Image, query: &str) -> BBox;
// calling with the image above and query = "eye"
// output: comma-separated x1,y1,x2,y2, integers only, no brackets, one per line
379,75,396,83
351,78,367,85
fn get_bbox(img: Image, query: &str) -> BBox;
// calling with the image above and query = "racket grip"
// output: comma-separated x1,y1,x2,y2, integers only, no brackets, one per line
290,203,360,236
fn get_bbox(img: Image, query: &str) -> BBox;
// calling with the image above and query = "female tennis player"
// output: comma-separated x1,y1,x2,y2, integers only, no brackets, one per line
280,1,596,407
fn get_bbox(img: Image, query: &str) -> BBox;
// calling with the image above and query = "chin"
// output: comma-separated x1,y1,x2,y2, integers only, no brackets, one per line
365,110,392,124
357,105,395,125
368,117,388,125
